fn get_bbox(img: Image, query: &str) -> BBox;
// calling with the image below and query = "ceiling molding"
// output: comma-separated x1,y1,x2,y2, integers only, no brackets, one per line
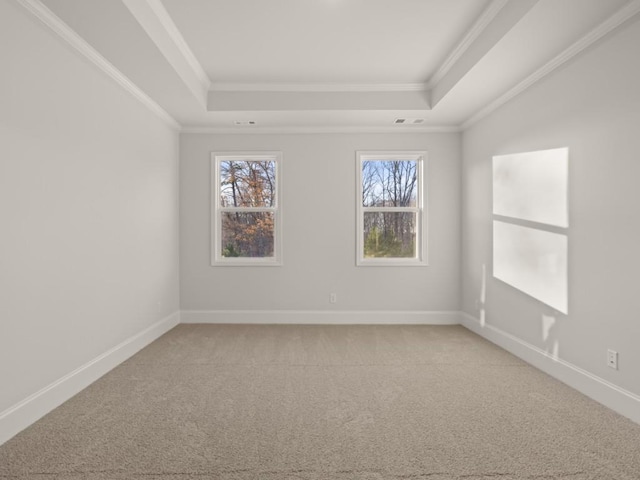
430,0,539,108
427,0,509,88
181,125,461,135
122,0,210,107
145,0,211,90
18,0,637,135
209,83,428,93
15,0,180,130
461,0,640,130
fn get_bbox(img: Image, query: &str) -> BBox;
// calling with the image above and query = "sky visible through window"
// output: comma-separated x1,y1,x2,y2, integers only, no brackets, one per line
220,160,276,208
362,160,417,208
362,159,418,259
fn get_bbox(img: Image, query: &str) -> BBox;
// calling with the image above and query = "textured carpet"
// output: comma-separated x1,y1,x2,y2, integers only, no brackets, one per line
1,324,639,479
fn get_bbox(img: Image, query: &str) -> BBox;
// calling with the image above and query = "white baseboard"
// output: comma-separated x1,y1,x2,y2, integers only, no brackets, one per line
4,309,636,448
460,311,640,425
0,311,180,446
181,309,460,325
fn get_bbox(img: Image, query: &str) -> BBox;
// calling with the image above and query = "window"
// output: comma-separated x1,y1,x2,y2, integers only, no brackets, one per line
211,152,282,266
356,151,427,266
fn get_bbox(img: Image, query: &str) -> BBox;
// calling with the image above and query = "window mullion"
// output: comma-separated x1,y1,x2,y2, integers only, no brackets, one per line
362,207,419,213
219,207,276,213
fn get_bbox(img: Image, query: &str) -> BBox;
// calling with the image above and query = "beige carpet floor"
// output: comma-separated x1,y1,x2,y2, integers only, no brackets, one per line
1,324,639,479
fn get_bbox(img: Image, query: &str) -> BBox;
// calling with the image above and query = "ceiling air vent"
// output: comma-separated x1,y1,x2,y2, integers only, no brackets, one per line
234,120,257,126
394,118,425,125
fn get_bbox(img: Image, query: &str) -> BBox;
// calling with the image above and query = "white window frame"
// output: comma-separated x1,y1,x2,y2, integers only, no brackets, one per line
211,152,282,266
356,151,427,266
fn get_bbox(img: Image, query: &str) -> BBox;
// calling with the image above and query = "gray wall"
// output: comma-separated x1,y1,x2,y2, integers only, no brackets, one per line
461,17,640,396
180,133,461,314
0,1,180,413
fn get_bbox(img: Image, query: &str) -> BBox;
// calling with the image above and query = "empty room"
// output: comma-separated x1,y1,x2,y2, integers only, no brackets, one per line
1,0,640,478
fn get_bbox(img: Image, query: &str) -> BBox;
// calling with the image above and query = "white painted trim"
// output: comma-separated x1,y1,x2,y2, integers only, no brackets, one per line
209,83,428,93
180,310,460,325
428,0,509,88
460,312,640,425
14,0,180,130
0,312,180,446
5,308,637,448
145,0,211,90
180,126,462,135
461,0,640,130
122,0,210,107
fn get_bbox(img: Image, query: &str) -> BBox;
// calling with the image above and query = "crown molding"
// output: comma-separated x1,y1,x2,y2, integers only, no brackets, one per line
428,0,509,88
181,125,461,135
209,82,428,93
123,0,211,106
461,0,640,130
145,0,211,91
15,0,180,130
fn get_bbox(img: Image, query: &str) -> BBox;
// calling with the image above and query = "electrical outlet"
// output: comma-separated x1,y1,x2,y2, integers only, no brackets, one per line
330,293,337,304
607,349,618,370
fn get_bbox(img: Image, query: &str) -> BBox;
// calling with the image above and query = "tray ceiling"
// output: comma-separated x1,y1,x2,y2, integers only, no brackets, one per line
31,0,639,131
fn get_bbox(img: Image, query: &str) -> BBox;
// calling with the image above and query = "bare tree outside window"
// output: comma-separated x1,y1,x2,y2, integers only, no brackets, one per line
220,160,275,208
362,160,417,258
219,160,276,258
212,154,282,265
357,152,426,265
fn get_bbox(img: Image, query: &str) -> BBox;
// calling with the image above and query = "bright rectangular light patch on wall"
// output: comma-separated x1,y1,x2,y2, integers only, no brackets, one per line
493,221,568,314
493,148,568,227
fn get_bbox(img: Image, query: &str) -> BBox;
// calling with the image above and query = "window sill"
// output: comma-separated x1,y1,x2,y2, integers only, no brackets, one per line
357,258,427,267
212,258,282,267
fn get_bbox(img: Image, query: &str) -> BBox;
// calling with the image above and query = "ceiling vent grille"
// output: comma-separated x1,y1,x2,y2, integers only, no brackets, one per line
394,118,425,125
